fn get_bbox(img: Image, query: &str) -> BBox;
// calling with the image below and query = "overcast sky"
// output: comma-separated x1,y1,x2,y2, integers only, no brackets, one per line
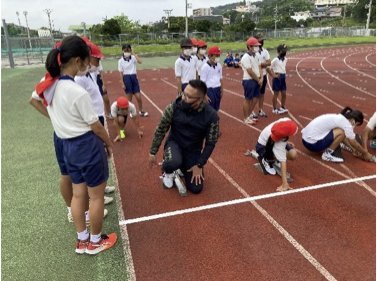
1,0,249,32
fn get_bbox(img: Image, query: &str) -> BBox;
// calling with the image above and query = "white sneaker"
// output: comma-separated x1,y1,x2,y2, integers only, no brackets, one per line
162,172,174,188
68,213,73,223
279,107,288,113
105,186,115,194
176,169,184,177
249,111,258,120
104,196,113,205
321,150,344,163
244,117,256,125
259,110,267,117
272,109,279,114
261,158,276,175
139,110,149,117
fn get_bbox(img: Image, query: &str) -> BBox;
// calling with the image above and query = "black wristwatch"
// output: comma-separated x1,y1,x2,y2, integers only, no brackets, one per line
197,163,203,169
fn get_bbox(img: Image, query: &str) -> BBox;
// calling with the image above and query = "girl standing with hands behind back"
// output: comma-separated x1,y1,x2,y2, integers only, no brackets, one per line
40,36,117,255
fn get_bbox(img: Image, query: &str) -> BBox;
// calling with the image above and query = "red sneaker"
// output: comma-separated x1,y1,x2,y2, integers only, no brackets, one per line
85,233,117,255
75,238,89,254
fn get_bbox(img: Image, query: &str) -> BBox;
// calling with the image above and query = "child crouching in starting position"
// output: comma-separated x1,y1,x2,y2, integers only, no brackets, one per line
256,118,298,191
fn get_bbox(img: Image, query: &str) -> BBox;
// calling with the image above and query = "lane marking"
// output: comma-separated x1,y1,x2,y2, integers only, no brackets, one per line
365,53,376,67
340,164,375,196
119,175,375,226
343,54,376,80
299,115,313,121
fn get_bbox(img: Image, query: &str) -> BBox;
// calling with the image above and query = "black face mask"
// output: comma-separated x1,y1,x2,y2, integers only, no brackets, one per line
181,99,193,111
260,40,264,47
280,52,286,57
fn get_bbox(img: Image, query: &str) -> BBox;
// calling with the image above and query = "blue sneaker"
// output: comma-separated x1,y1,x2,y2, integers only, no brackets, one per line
250,111,258,121
370,139,376,149
259,110,268,117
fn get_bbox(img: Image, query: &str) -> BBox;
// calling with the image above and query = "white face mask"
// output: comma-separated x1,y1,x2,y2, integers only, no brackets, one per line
88,65,98,73
254,46,260,53
199,49,206,55
124,52,131,58
183,49,191,56
192,47,198,54
76,64,89,77
212,57,220,64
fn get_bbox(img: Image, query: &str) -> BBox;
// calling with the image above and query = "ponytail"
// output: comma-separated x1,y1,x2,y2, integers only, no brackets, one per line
45,35,90,78
340,106,364,125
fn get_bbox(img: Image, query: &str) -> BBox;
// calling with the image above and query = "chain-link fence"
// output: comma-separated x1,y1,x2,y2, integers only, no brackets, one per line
2,26,375,68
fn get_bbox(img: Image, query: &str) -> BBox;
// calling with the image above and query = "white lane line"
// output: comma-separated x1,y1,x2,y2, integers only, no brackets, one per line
340,164,375,196
119,174,375,225
320,56,375,98
365,53,376,67
343,54,376,80
299,115,313,121
104,124,136,280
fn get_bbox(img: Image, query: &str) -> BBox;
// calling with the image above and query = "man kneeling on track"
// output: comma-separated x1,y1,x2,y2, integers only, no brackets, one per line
256,118,298,192
148,80,220,194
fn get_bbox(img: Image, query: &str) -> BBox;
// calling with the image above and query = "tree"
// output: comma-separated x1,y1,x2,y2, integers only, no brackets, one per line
102,19,121,35
352,0,376,24
195,20,211,32
89,24,103,34
113,14,134,33
239,18,256,32
210,21,223,31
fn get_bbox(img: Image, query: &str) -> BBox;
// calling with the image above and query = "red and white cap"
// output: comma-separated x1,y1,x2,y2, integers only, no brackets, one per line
271,120,297,142
208,46,222,55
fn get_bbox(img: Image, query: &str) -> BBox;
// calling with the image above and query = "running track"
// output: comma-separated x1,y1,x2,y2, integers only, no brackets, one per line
104,45,376,281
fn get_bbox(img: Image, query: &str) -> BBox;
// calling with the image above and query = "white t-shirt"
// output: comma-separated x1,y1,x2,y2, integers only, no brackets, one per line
200,61,222,88
90,60,103,82
367,112,376,130
75,74,104,117
110,101,137,118
196,55,208,76
302,114,355,144
270,57,287,74
256,48,270,76
175,55,197,84
258,117,291,162
31,77,45,102
47,79,98,139
118,56,137,75
241,52,261,80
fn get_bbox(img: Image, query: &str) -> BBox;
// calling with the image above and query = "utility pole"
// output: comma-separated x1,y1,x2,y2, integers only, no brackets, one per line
274,5,278,38
163,9,173,29
81,22,87,37
185,0,188,37
23,11,32,50
365,0,372,30
16,12,22,27
43,9,54,43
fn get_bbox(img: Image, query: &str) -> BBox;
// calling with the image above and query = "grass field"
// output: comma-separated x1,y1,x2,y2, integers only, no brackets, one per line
1,40,376,280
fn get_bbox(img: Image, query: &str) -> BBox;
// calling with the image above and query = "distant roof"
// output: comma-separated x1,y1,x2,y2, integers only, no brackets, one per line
68,24,94,31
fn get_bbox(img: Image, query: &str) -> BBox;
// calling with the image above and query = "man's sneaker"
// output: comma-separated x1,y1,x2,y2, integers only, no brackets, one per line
120,130,126,139
104,196,113,205
259,157,276,175
68,213,73,223
370,139,376,149
321,149,344,163
86,209,108,225
279,106,288,113
259,110,267,117
105,186,115,194
85,233,117,255
75,238,89,254
139,110,149,117
162,172,174,188
244,117,256,125
176,169,184,177
250,111,259,121
272,108,279,114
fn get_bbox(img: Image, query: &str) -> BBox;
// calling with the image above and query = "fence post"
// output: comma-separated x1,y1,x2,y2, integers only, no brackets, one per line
2,19,15,68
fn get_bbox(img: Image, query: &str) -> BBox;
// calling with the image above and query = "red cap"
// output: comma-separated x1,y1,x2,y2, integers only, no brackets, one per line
117,97,129,108
208,46,222,55
190,38,198,46
90,43,105,58
271,120,297,142
81,36,91,44
197,40,207,48
246,37,261,46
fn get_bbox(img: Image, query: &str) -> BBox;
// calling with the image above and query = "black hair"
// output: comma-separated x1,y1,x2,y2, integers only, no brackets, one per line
188,79,207,97
45,36,90,78
235,53,239,56
340,106,364,125
122,44,131,50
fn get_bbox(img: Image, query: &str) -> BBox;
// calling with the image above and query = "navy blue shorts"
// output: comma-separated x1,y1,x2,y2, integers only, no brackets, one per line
242,79,260,100
272,74,286,92
302,130,334,152
96,75,106,96
53,132,68,175
63,131,109,187
260,75,267,94
123,74,140,94
99,116,104,127
181,83,188,92
207,87,222,111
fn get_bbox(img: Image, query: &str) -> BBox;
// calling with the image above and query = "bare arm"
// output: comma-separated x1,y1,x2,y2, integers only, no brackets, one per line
176,77,182,94
261,59,271,69
276,161,291,191
361,126,372,151
246,68,260,82
132,48,142,64
119,71,125,89
349,138,372,161
29,97,49,118
131,115,143,138
100,70,107,92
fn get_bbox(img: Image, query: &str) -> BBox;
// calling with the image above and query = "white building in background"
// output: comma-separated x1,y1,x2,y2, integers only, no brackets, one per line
38,30,51,37
290,11,311,22
315,0,357,7
193,8,212,17
234,1,260,13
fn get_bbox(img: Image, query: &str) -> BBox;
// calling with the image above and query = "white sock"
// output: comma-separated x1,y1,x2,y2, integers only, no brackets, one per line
327,148,334,154
85,211,89,221
67,207,71,214
90,233,102,243
77,229,89,241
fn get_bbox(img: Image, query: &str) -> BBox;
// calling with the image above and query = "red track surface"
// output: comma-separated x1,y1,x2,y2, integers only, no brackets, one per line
105,45,376,280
